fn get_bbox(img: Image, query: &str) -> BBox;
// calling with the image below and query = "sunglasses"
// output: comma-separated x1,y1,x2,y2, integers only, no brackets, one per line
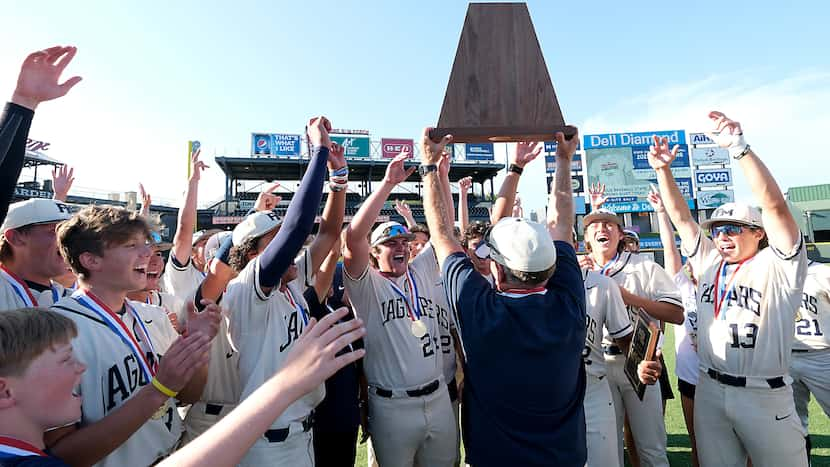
149,231,162,244
710,224,746,237
474,225,506,261
382,224,409,238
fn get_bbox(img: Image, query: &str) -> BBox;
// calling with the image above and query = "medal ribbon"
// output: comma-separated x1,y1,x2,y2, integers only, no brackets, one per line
386,269,422,323
0,436,47,458
599,253,620,276
0,265,38,306
51,283,61,304
283,287,309,326
72,289,158,382
713,256,754,320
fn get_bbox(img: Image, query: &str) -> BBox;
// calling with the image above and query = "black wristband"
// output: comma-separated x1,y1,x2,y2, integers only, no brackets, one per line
508,164,524,175
216,233,234,266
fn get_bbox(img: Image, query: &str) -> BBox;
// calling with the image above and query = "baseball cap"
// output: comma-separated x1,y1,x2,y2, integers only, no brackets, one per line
192,228,222,246
204,231,232,264
474,217,556,273
583,208,623,229
232,211,282,246
700,202,763,230
623,229,640,242
1,199,72,233
370,221,415,247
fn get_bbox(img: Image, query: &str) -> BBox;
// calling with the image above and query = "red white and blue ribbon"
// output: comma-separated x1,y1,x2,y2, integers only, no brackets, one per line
713,256,755,320
599,253,620,276
71,289,158,382
0,436,47,459
0,265,37,306
283,287,309,326
386,269,422,323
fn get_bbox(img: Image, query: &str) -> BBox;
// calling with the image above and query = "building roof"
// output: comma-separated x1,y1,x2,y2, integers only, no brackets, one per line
788,184,830,203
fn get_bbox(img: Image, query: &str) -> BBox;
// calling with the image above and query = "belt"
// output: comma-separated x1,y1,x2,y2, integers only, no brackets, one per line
603,344,623,356
447,377,458,402
205,403,224,416
373,379,441,399
263,413,314,443
706,368,785,389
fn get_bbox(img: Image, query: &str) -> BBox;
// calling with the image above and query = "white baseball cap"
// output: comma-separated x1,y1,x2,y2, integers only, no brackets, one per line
475,217,556,273
204,230,232,264
232,211,282,246
1,199,72,233
192,228,222,246
700,202,763,230
582,208,623,229
370,221,415,247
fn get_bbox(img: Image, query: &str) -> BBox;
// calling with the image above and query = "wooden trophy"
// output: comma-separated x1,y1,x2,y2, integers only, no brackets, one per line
624,313,661,400
431,3,576,143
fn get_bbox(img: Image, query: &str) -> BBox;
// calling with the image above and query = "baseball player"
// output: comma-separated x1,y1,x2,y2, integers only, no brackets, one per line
790,245,830,461
649,111,808,467
45,205,218,467
126,232,186,331
221,117,345,466
344,151,456,467
0,199,73,311
582,207,683,467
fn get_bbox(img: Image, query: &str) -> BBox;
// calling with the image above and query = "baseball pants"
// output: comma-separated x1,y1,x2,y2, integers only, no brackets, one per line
180,401,235,444
584,374,620,467
694,374,807,467
239,426,314,467
790,349,830,431
606,355,669,467
367,384,456,467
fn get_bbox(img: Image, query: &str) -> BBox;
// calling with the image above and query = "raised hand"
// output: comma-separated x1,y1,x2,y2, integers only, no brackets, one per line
186,300,222,341
254,182,282,212
51,165,74,202
328,141,346,169
420,127,452,165
588,182,607,211
554,130,578,159
139,183,152,217
646,189,665,213
706,111,745,149
647,135,679,170
458,176,472,193
394,199,413,219
307,116,332,150
12,46,82,110
154,332,212,393
512,196,523,218
383,151,416,185
512,141,543,168
190,149,209,182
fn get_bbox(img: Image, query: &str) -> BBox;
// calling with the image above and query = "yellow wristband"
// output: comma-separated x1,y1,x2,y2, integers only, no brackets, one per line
151,377,178,398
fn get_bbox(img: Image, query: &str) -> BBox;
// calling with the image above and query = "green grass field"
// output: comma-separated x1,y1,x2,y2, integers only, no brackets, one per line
353,326,830,466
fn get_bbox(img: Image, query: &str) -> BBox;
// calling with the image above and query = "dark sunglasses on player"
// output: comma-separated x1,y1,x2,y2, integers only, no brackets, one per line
710,223,747,237
381,224,409,238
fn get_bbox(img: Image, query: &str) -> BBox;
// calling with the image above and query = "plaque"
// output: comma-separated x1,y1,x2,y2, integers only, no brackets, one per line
431,3,576,143
624,315,661,400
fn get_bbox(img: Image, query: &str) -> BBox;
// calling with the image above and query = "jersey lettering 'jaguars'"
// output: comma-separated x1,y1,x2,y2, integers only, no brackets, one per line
699,282,763,316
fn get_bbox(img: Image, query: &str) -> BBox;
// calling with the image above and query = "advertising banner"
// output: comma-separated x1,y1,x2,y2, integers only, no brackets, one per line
697,190,735,208
544,139,581,153
331,135,371,158
251,133,272,155
251,133,301,157
691,146,729,165
584,129,686,150
465,143,495,160
381,138,414,158
695,168,732,187
545,154,583,173
689,132,716,145
585,147,691,199
571,174,584,193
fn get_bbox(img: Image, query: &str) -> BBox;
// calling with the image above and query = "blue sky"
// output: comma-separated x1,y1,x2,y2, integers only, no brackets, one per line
2,0,829,216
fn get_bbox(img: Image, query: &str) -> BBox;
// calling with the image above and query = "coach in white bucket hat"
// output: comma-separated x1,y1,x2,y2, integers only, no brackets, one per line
475,217,557,274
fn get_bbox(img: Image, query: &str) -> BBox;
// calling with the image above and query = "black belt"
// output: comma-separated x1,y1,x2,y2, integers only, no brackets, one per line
792,349,810,353
447,377,458,402
205,403,223,416
706,368,785,389
263,414,314,443
375,379,441,398
603,345,623,356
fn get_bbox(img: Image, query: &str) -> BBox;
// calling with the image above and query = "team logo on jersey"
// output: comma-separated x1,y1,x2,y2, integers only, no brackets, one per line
700,282,763,316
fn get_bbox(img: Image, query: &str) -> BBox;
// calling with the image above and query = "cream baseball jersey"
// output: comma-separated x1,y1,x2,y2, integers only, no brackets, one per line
792,261,830,351
414,244,457,383
683,228,807,378
583,269,632,378
147,290,187,323
161,254,204,298
344,244,447,390
50,295,183,467
0,267,71,311
224,249,324,428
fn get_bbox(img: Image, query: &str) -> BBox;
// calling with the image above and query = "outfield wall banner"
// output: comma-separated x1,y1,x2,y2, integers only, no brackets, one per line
585,146,691,199
691,146,729,165
584,129,686,150
331,135,371,158
695,168,732,186
465,143,495,160
251,133,301,157
697,190,735,209
545,153,582,173
381,138,414,158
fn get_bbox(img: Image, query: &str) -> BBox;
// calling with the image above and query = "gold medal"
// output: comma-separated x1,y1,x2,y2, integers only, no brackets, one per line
411,319,428,338
152,401,168,420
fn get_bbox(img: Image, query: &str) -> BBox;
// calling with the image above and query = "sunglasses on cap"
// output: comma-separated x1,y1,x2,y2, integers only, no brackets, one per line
149,231,163,244
381,224,409,238
710,224,747,237
474,225,506,261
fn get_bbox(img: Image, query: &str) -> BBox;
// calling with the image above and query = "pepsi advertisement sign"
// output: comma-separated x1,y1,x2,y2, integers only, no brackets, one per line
252,133,272,155
251,133,301,157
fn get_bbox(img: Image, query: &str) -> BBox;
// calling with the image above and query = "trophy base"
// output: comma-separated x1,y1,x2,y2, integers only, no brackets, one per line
429,125,577,144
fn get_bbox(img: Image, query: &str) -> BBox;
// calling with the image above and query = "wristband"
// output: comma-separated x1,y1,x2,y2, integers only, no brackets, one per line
508,164,524,175
329,182,347,192
329,166,349,178
732,144,751,160
151,377,178,398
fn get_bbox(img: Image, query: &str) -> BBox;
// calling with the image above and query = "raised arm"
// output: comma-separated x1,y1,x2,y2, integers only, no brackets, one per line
138,183,152,218
420,128,463,266
647,136,700,246
457,176,472,233
171,149,208,265
52,165,74,202
588,182,607,211
305,142,347,274
343,152,415,277
648,189,682,275
707,111,800,252
312,236,342,304
490,142,543,223
546,132,578,242
393,199,417,229
258,117,331,292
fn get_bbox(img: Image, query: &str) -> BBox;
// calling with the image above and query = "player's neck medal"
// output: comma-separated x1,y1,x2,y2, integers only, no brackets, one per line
411,319,428,338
